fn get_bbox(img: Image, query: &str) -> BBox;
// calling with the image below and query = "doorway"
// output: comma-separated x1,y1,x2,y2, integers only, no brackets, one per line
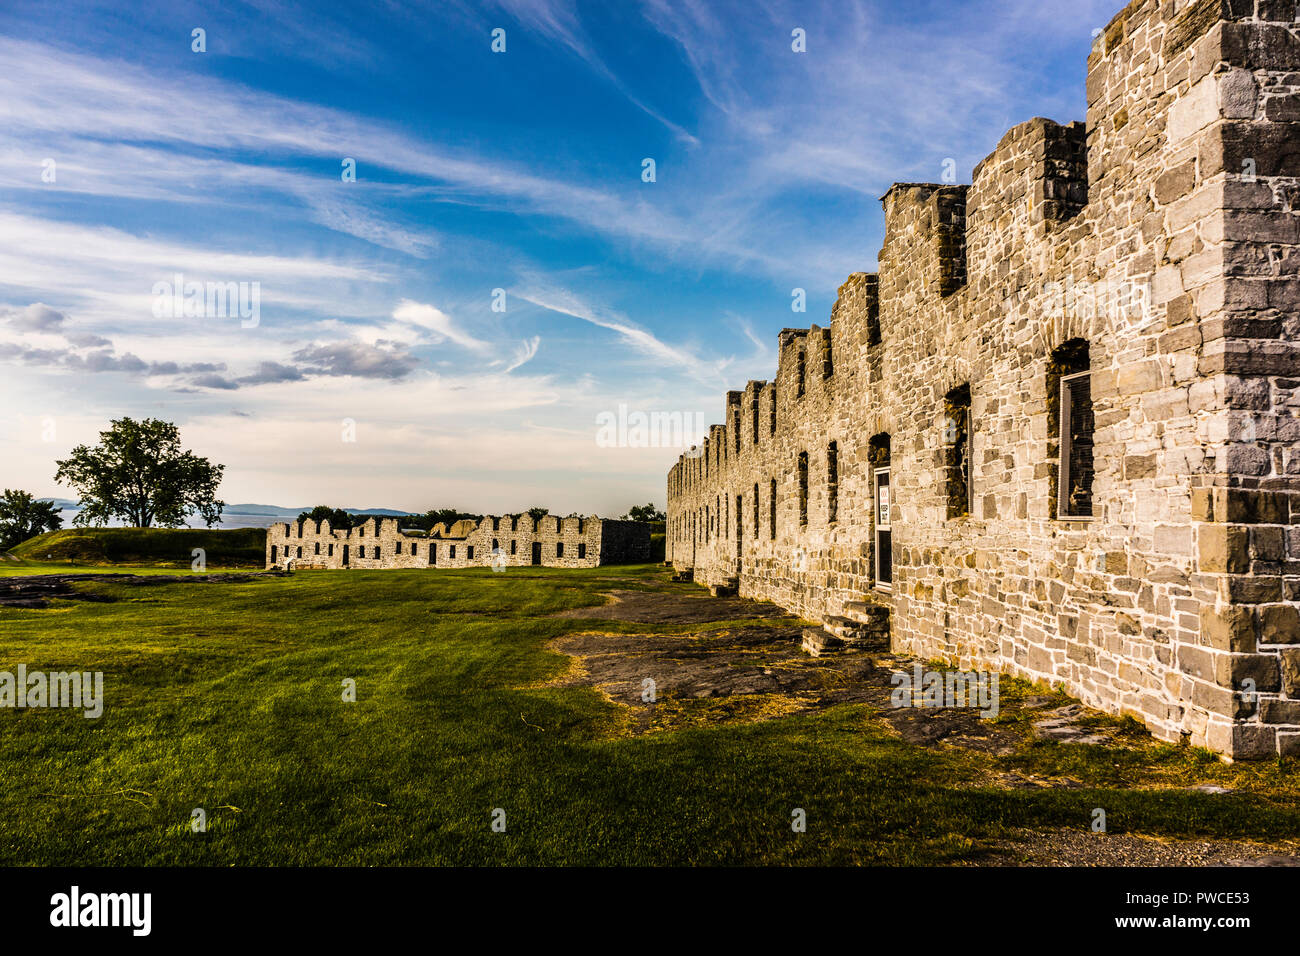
874,466,892,590
735,494,743,567
531,541,542,565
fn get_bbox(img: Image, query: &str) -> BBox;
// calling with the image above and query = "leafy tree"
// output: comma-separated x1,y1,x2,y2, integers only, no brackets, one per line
54,418,225,528
623,503,665,522
428,508,480,528
0,489,63,550
405,509,481,532
297,505,354,530
526,507,549,522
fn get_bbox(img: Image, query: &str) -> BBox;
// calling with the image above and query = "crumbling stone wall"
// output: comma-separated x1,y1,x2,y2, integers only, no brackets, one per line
265,514,649,570
667,0,1300,759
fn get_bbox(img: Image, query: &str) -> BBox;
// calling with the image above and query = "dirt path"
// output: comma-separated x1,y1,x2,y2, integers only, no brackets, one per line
551,587,790,623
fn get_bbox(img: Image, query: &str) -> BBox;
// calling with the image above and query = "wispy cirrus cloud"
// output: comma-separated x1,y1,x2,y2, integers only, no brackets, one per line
501,335,541,373
0,34,836,283
638,0,1122,203
514,282,727,385
484,0,700,145
0,36,682,249
0,209,385,322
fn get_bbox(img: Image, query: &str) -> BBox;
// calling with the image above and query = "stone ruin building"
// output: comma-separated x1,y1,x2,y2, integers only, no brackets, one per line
666,0,1300,759
267,514,649,570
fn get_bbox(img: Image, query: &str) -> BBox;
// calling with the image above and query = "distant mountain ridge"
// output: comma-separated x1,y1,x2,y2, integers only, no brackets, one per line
42,499,417,517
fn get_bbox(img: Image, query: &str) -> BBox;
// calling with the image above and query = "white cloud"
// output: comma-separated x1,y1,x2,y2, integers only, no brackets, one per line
391,299,492,353
500,335,541,373
0,210,384,319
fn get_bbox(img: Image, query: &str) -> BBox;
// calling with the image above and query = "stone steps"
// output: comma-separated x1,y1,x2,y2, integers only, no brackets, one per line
709,577,739,598
818,615,889,651
840,600,892,650
823,615,868,642
843,600,890,622
671,568,694,583
800,598,893,657
801,627,845,658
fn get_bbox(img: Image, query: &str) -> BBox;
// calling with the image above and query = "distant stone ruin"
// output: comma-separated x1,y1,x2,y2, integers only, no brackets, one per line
667,0,1300,759
267,514,649,570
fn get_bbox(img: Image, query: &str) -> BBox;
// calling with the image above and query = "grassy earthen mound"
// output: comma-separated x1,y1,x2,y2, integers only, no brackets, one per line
7,527,264,568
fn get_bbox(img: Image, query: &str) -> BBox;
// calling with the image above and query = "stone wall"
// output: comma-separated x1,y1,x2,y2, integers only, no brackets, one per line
666,0,1300,759
266,514,650,570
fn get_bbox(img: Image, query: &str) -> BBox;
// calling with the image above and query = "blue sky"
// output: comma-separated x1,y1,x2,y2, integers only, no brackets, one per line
0,0,1120,515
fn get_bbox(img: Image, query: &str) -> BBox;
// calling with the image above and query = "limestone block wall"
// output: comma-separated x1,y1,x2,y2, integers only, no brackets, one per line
666,0,1300,759
265,514,649,570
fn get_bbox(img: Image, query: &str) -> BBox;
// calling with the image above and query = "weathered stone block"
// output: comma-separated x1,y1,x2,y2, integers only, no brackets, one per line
1220,69,1258,119
1125,454,1158,479
1215,488,1289,524
1283,648,1300,699
1200,604,1258,653
1251,526,1287,563
1193,678,1256,719
1219,22,1300,73
1198,525,1251,573
1214,122,1300,179
1154,524,1194,556
1260,697,1300,724
1179,643,1217,683
1259,604,1300,644
1190,487,1214,521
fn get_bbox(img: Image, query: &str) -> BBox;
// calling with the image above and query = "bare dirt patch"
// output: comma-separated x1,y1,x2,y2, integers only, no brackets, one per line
553,622,1050,749
553,588,791,624
979,828,1300,866
549,589,1037,749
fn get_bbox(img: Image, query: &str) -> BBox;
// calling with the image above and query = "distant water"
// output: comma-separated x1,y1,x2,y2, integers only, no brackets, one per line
56,509,293,531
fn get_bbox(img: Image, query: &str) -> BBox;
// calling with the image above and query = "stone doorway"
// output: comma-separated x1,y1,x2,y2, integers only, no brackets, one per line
734,493,743,571
874,466,892,590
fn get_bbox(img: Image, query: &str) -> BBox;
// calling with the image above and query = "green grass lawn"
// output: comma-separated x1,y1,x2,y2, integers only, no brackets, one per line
1,564,1298,866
